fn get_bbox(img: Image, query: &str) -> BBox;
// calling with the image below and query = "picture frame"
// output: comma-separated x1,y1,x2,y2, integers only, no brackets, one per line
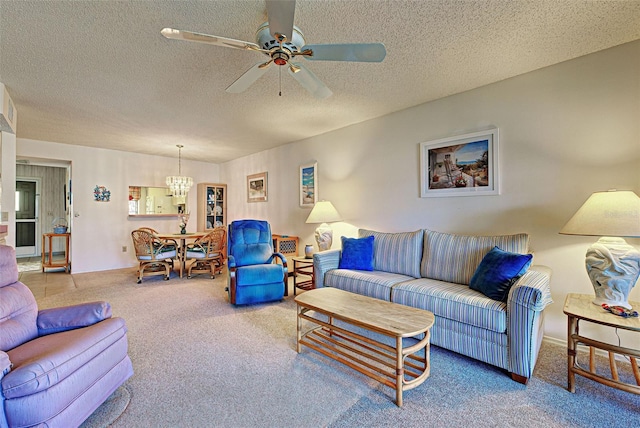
247,172,268,202
419,128,500,198
299,162,318,207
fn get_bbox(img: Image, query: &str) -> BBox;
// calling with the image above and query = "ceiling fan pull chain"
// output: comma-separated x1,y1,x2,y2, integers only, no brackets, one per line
279,66,282,96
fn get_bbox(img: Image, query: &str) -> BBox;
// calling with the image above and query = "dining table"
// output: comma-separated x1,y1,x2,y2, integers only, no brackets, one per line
157,231,207,278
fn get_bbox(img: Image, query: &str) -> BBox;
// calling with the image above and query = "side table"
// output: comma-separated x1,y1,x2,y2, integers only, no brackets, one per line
42,232,71,273
563,293,640,395
292,256,314,295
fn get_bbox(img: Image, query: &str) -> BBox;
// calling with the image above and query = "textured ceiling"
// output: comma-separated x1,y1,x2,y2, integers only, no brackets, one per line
1,0,639,163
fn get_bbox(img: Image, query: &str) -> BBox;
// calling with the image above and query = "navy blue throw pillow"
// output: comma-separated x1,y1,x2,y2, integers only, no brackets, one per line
339,236,375,271
469,246,533,302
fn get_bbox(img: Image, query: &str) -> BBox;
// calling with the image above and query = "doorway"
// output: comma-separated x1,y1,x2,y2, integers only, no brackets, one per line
15,178,41,257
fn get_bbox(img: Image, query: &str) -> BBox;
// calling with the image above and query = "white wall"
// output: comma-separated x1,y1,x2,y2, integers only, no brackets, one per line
15,139,220,273
221,40,640,343
0,131,17,245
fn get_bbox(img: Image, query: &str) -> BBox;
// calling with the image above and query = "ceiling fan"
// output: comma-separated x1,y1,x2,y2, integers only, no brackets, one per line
161,0,386,99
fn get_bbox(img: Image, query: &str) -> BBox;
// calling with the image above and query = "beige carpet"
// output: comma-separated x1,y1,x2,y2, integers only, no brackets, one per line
28,269,640,428
79,385,131,428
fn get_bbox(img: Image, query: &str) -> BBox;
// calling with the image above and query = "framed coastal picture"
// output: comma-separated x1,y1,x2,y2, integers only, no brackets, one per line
419,128,500,198
299,162,318,207
247,172,268,202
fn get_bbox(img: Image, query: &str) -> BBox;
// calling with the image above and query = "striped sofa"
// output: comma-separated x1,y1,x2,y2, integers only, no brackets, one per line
313,229,552,384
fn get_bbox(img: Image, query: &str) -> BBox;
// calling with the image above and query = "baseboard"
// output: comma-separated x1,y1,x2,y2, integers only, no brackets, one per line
542,335,565,348
542,334,636,364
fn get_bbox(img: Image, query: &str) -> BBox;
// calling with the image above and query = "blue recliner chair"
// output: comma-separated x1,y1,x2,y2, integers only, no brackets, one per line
227,220,288,305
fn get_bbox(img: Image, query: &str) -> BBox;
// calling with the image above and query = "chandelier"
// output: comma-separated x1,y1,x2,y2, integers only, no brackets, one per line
166,144,193,197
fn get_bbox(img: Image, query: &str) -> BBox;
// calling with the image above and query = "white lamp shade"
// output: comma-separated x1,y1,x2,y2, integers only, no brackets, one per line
560,190,640,238
305,201,342,224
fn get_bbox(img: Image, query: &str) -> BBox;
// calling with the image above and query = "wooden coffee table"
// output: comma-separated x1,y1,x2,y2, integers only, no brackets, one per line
295,287,435,406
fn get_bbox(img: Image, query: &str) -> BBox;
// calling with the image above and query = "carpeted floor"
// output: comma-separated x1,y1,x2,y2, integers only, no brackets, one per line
80,385,131,428
29,269,640,428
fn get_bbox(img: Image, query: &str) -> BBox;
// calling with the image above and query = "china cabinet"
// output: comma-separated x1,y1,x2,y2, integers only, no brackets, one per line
197,183,227,231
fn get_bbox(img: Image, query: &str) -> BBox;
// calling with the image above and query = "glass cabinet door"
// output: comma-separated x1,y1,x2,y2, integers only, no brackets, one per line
198,183,227,231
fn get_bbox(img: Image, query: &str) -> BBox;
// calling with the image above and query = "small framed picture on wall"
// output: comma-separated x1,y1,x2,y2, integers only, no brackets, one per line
247,172,268,202
299,162,318,207
419,128,500,198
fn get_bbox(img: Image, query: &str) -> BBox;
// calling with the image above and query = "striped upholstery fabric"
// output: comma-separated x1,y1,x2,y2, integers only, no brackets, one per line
358,229,423,278
313,250,341,288
391,278,507,333
507,266,552,378
325,269,413,301
510,267,553,311
420,230,529,285
430,317,509,370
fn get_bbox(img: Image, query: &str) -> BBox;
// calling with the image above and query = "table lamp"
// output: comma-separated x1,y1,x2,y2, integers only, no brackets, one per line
305,200,342,251
560,190,640,309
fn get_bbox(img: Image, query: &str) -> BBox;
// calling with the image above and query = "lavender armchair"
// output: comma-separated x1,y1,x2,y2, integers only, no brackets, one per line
0,245,133,428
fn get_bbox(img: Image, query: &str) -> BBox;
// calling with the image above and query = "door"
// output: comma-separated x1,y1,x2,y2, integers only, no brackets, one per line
15,179,40,257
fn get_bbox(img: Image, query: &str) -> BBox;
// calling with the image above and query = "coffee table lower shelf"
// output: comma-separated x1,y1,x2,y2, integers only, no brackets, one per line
295,288,435,406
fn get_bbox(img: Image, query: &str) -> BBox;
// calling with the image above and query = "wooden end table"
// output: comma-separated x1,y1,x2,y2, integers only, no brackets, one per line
292,256,314,295
42,232,70,273
563,293,640,395
295,287,435,406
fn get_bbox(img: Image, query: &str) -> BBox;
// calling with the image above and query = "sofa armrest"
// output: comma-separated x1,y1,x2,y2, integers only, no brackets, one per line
313,249,341,288
1,351,11,377
509,265,553,312
37,301,112,336
270,252,288,276
506,265,552,380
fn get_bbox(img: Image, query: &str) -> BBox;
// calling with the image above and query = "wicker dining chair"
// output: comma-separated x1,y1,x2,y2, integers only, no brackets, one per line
131,228,178,283
136,227,179,268
185,227,226,279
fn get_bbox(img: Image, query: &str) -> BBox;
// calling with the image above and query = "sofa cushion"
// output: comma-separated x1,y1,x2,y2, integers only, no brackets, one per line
339,236,374,271
0,244,19,288
358,229,423,278
325,270,413,302
470,246,533,301
137,249,176,260
421,230,529,285
0,281,39,352
391,278,508,333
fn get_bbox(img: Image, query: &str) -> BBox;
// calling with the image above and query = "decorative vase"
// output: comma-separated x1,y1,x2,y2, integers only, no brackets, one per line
586,237,640,309
305,244,314,259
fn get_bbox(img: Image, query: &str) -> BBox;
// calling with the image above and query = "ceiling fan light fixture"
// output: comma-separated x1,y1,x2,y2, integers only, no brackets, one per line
166,144,193,198
162,1,385,99
273,51,290,65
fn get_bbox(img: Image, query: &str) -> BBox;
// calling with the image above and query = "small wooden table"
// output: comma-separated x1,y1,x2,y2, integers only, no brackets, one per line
42,232,70,273
563,293,640,395
292,256,314,295
157,232,207,278
295,287,435,406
